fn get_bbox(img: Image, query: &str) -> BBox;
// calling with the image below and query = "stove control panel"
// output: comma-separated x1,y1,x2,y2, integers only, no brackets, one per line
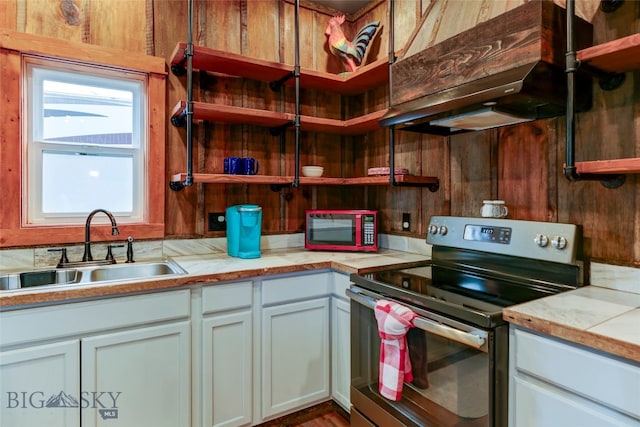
426,216,580,264
463,224,512,244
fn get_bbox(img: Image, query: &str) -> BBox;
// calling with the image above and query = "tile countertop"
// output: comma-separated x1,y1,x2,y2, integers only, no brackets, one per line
503,285,640,364
0,247,429,309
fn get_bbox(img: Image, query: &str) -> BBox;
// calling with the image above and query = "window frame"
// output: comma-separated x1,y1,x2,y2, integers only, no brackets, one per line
25,57,147,224
0,31,166,247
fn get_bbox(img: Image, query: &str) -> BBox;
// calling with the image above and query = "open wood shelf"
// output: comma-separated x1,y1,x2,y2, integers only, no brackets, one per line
170,173,439,186
577,33,640,74
171,101,386,135
575,158,640,175
171,101,291,128
298,57,389,95
573,34,640,178
298,110,386,135
169,42,389,95
168,39,436,188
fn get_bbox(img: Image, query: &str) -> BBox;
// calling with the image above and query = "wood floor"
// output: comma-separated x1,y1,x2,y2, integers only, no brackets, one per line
257,401,350,427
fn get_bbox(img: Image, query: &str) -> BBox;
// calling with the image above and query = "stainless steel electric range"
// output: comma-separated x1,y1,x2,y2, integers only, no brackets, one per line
348,216,583,427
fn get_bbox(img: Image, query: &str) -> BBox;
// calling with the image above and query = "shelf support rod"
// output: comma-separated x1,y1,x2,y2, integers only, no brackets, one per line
170,0,194,191
384,0,438,192
563,0,624,188
184,0,194,188
388,0,398,188
292,0,300,188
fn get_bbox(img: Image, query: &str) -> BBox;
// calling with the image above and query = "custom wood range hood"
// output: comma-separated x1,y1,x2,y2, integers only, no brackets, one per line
381,1,594,135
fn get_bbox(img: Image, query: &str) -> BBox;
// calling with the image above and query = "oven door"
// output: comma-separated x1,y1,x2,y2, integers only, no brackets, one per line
348,286,508,427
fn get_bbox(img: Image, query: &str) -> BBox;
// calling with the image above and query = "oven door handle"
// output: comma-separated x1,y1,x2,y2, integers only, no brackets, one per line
346,288,488,352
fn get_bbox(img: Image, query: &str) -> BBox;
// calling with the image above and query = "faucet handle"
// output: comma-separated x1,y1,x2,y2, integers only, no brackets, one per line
106,244,124,263
126,236,135,263
48,248,69,268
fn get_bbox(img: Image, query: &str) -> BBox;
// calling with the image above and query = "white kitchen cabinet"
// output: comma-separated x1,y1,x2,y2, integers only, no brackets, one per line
331,272,351,411
199,281,253,427
261,273,331,420
509,325,640,427
0,340,80,427
0,289,191,427
81,321,191,427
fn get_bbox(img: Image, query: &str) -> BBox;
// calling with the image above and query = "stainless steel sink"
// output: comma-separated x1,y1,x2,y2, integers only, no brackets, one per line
0,260,186,291
88,261,185,283
0,275,19,291
20,269,80,287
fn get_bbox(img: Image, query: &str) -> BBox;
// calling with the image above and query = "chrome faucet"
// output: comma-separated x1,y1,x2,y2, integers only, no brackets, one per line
82,209,120,262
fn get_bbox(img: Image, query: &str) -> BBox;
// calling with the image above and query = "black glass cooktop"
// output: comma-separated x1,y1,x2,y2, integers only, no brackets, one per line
350,264,564,328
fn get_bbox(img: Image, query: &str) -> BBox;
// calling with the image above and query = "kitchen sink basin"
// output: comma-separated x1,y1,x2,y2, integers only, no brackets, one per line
88,262,185,283
0,269,79,290
0,275,19,291
20,269,80,287
0,260,186,291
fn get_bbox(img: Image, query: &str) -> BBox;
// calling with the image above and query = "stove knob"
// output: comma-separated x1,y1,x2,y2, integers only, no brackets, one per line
551,236,568,250
534,234,549,247
438,226,448,235
429,224,439,235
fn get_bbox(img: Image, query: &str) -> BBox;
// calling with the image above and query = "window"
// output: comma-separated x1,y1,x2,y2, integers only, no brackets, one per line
0,31,166,247
25,58,147,224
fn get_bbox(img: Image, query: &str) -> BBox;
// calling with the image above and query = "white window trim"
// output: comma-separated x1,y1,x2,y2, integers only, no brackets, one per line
22,55,149,226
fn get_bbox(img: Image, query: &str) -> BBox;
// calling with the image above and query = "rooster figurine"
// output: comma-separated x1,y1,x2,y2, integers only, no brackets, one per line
325,15,380,73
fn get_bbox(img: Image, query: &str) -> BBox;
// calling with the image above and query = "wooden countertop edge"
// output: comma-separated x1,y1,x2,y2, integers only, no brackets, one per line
503,309,640,364
0,261,332,308
0,257,429,308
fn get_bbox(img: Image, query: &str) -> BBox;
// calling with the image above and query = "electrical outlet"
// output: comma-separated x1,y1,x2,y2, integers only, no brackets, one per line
402,213,411,231
208,212,226,231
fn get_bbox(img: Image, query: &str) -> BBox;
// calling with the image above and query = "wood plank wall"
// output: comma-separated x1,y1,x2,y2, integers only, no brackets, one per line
1,0,638,267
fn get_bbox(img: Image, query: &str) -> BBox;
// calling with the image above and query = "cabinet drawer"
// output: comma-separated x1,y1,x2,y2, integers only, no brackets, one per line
201,281,253,314
0,290,191,348
513,328,640,418
262,272,331,306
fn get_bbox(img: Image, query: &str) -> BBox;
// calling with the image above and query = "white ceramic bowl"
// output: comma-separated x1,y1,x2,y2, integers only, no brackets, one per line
301,166,324,177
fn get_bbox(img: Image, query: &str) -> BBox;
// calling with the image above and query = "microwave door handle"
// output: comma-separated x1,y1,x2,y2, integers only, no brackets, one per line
346,288,488,352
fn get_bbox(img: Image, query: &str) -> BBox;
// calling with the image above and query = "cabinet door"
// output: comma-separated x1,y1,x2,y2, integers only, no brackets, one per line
81,322,191,427
261,297,330,419
202,310,252,427
331,296,351,411
0,340,80,427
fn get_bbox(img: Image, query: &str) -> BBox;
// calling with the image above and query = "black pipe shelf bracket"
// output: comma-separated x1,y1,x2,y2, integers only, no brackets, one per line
600,0,624,13
390,178,440,192
269,183,294,192
580,63,626,91
171,62,187,77
169,180,185,191
171,107,188,127
269,71,295,92
269,121,295,136
589,0,626,90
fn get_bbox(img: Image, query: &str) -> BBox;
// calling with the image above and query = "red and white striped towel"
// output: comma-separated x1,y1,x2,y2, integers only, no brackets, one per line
374,299,417,401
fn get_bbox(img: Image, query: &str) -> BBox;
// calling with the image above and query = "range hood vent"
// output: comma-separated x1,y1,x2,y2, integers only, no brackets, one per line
381,1,593,135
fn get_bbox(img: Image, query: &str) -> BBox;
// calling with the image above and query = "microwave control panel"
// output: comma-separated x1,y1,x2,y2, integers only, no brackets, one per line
362,214,376,245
